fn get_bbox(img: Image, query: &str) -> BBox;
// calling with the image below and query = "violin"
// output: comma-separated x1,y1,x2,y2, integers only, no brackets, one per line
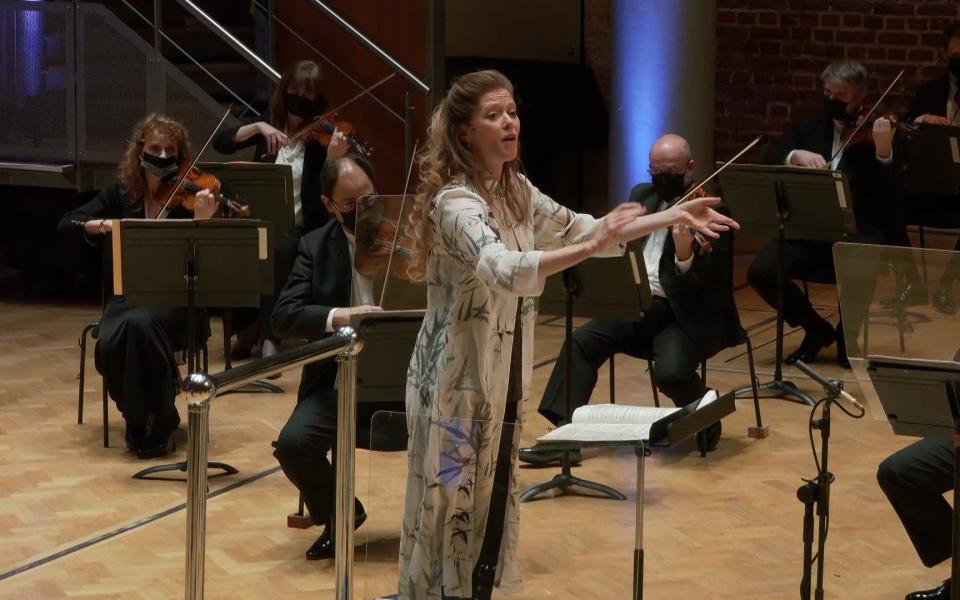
838,104,915,148
829,69,910,163
284,73,397,155
294,115,373,156
155,164,250,218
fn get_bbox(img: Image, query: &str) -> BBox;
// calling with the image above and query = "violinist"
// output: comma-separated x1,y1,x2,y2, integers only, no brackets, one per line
520,134,740,466
904,22,960,314
747,59,902,367
213,59,349,361
57,113,219,458
270,154,387,561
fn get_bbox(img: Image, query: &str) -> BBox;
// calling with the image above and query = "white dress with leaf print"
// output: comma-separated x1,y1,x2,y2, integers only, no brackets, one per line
399,176,622,599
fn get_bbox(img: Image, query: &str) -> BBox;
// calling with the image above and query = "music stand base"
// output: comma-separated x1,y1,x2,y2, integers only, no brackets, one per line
736,379,815,407
748,424,771,438
132,461,239,481
220,380,284,395
520,472,626,502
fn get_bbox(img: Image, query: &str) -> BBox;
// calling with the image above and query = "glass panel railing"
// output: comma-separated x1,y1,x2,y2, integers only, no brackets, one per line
835,242,960,421
354,194,425,311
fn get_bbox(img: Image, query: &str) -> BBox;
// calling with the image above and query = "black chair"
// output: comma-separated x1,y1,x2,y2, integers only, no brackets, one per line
77,321,110,448
609,230,765,446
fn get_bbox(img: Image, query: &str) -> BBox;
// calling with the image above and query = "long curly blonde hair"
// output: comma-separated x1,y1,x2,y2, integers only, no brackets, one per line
407,69,530,281
117,113,192,206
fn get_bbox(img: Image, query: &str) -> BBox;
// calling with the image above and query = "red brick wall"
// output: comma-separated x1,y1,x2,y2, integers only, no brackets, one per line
715,0,960,161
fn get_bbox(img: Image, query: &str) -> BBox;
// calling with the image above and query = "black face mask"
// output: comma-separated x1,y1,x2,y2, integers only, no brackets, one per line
651,172,688,203
141,152,179,179
339,209,356,233
824,96,853,123
949,56,960,79
285,92,327,121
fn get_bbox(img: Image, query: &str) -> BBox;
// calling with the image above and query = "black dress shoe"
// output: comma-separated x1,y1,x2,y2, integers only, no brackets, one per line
784,323,836,365
305,504,368,561
906,579,950,600
518,445,581,467
124,423,147,450
935,283,957,315
136,409,180,459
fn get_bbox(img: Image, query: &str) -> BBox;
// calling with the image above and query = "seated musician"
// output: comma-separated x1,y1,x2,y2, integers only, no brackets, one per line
904,22,960,314
57,113,219,458
213,59,348,361
877,438,954,600
270,154,389,560
520,134,738,465
746,59,899,367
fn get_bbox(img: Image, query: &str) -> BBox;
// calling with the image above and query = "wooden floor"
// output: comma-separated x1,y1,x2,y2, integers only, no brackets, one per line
0,273,949,599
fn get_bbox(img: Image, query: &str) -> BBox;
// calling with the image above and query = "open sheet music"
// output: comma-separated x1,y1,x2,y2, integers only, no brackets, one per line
538,390,719,445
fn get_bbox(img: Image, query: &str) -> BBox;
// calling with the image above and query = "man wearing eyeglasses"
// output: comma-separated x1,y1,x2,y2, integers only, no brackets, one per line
270,154,383,561
520,134,744,465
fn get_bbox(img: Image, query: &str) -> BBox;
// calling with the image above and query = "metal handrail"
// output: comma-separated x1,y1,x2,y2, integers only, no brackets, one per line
248,0,404,123
305,0,430,95
115,0,261,116
183,326,364,600
172,0,281,84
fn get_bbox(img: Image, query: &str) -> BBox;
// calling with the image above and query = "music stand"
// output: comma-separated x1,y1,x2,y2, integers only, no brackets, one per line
522,243,652,502
198,161,296,393
866,355,960,599
900,124,960,196
111,218,270,480
719,164,857,407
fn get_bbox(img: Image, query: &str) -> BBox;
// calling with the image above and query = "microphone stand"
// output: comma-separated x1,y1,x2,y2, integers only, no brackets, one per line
793,359,850,600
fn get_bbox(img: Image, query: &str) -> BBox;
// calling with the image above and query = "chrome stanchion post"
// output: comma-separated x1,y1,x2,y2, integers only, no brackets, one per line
183,373,216,600
334,326,363,600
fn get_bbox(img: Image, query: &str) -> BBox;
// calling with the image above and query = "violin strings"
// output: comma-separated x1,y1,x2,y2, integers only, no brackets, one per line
379,138,419,308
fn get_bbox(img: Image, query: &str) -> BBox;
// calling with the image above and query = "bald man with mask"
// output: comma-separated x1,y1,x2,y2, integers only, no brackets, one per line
521,134,745,464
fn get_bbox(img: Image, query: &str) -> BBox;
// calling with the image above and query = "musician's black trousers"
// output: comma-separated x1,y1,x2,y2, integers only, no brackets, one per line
747,239,837,334
877,437,954,568
273,389,341,527
538,298,706,427
95,298,189,427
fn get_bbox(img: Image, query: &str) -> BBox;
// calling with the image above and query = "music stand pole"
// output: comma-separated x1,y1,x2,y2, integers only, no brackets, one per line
748,182,815,407
133,238,238,481
520,271,626,502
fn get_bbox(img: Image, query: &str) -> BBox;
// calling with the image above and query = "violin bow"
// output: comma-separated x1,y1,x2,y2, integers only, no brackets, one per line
378,138,419,308
156,105,233,219
665,133,765,246
828,69,904,166
672,133,766,208
287,72,396,144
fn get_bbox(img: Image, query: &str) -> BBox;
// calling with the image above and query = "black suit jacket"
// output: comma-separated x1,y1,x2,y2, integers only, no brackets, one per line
213,118,330,232
766,115,897,237
271,220,352,424
628,184,745,360
905,75,950,122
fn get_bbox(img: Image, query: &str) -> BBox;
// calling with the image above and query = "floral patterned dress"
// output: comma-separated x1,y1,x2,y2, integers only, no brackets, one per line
399,177,621,598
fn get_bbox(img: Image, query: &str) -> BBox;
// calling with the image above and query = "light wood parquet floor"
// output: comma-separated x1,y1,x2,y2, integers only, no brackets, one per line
0,265,951,599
